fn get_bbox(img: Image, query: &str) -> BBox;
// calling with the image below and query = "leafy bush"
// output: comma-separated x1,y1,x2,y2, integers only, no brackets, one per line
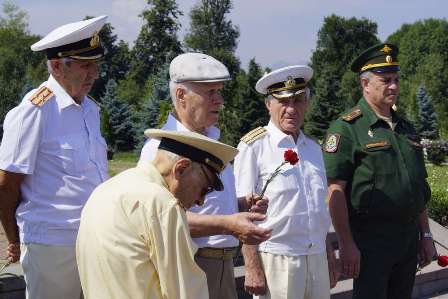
426,165,448,227
421,139,448,165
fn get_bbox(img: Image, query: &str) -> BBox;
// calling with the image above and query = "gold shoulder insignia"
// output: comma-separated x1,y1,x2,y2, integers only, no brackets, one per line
240,127,267,144
342,107,362,122
29,86,54,107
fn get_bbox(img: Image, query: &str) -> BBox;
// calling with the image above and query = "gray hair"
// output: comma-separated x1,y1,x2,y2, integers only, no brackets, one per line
359,71,373,80
159,149,181,163
46,58,72,75
169,81,193,106
265,87,311,102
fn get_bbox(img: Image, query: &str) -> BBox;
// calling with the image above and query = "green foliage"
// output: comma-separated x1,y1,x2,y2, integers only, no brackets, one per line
238,58,269,134
184,0,239,53
133,63,171,151
416,84,439,139
87,19,131,100
130,0,183,87
0,2,46,139
426,165,448,227
308,15,379,139
101,80,136,151
422,139,448,166
386,19,448,138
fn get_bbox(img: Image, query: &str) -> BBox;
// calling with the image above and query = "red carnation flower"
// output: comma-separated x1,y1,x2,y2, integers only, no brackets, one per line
438,255,448,267
284,149,299,165
259,149,299,198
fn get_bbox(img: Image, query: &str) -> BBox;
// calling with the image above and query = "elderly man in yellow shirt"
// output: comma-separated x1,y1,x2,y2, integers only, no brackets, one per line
76,129,238,299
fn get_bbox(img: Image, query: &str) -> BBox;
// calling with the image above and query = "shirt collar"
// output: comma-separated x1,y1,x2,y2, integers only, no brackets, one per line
136,160,169,189
358,97,399,128
266,120,306,147
46,75,89,111
162,113,221,140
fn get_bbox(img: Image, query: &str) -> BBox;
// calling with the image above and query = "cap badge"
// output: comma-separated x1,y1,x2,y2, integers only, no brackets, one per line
380,45,392,54
386,55,393,63
284,76,296,89
90,31,100,48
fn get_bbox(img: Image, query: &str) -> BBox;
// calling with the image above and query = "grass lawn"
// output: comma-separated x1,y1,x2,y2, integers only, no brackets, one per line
108,151,138,177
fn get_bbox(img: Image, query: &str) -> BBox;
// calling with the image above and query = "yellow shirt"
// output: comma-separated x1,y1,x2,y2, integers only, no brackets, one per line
76,161,208,299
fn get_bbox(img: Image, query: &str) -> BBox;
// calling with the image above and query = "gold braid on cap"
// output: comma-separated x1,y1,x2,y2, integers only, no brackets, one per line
57,31,101,58
267,76,307,94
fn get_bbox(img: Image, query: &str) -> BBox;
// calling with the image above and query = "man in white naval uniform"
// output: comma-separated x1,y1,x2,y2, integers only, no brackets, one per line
140,52,271,299
0,16,109,299
234,65,339,299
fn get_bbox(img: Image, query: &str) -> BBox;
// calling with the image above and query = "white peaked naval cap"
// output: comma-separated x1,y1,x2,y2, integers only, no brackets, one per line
31,15,108,60
256,65,313,99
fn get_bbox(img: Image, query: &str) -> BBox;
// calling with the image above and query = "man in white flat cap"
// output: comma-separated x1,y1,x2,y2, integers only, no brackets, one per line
78,129,239,299
234,65,339,299
0,16,108,299
139,52,271,299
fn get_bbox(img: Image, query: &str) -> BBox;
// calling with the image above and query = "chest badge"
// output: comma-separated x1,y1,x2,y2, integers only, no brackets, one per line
368,129,374,138
324,134,340,153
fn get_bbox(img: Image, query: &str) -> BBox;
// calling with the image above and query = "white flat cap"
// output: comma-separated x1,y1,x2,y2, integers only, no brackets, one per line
145,129,238,191
255,65,313,99
31,15,108,60
169,52,231,83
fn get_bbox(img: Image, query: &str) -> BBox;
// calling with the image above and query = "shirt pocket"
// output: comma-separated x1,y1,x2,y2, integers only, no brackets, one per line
363,140,396,174
59,135,90,175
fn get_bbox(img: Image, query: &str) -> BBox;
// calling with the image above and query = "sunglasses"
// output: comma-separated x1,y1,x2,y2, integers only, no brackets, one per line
198,164,216,196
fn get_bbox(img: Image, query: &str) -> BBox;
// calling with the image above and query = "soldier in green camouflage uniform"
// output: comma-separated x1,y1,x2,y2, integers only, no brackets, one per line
323,43,436,299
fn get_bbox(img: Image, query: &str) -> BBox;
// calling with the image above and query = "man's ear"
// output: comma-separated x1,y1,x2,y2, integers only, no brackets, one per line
360,77,369,90
176,87,187,106
50,59,63,77
173,158,192,180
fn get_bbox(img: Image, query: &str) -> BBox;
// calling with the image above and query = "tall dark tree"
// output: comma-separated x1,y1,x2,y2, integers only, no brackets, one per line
307,15,379,139
88,19,131,100
305,67,344,140
101,80,135,151
133,63,171,151
386,19,448,137
416,84,439,139
130,0,183,87
0,1,45,140
239,58,268,134
184,0,242,145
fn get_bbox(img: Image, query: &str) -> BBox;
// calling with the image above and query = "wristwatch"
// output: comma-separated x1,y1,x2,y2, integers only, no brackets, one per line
421,232,433,239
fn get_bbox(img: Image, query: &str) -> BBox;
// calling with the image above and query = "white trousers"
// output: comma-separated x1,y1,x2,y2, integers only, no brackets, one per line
254,251,330,299
20,243,82,299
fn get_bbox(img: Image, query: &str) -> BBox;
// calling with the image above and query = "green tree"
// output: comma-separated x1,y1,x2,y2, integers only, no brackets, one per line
184,0,242,145
387,19,448,137
305,67,344,139
307,15,379,138
0,2,45,139
88,19,131,100
130,0,183,87
416,84,439,139
101,80,135,151
239,58,269,134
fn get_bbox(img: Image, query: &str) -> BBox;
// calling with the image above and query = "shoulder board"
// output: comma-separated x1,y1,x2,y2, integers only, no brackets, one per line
29,86,54,107
240,127,267,144
342,107,362,122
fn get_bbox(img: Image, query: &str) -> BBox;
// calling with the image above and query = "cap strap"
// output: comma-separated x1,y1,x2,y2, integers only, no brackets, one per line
360,62,399,72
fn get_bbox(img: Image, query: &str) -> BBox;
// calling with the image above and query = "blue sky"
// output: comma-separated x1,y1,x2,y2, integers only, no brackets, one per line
4,0,448,70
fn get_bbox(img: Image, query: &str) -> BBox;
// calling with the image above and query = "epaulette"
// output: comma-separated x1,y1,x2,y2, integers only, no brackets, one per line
29,86,54,107
342,107,362,122
240,127,267,144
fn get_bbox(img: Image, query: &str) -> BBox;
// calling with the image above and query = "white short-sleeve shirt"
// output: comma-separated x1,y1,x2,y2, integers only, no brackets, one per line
0,75,109,246
139,113,239,248
234,121,331,256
